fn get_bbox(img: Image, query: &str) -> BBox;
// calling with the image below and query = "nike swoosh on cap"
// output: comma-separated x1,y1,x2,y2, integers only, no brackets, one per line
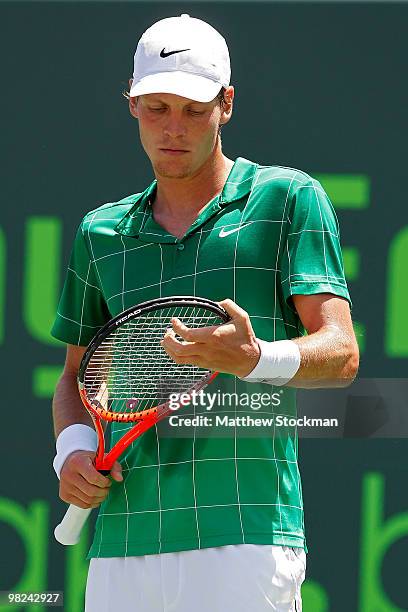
218,223,253,238
160,48,191,58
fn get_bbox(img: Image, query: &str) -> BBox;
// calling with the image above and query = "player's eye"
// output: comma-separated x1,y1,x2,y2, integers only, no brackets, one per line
188,109,206,116
149,106,166,113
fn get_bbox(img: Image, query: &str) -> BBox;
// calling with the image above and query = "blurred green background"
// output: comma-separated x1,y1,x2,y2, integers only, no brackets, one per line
1,1,408,610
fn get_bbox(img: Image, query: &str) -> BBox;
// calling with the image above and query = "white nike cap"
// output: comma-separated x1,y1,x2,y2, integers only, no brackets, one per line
129,14,231,103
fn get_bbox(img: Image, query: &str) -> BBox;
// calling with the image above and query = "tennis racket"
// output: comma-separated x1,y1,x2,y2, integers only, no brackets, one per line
54,296,230,545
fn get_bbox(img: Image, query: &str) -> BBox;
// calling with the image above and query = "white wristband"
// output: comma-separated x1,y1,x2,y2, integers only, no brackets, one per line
53,424,98,479
241,339,301,386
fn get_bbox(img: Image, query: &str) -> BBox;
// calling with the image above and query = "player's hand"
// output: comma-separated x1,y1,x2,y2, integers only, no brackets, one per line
59,450,123,510
161,298,260,378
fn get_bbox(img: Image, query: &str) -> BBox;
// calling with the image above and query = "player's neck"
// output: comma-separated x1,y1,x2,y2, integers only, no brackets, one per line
153,149,234,220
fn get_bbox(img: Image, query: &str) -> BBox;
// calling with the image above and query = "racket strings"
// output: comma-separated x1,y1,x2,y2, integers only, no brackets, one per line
83,305,225,420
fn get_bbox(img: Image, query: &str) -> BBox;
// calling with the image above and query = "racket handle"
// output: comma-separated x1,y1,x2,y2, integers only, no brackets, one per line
54,504,92,545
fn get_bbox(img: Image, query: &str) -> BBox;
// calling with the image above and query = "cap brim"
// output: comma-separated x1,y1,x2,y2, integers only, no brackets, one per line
129,71,223,103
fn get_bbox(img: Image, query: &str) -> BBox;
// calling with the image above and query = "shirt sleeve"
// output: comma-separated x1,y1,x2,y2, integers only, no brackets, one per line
51,223,111,346
280,177,351,308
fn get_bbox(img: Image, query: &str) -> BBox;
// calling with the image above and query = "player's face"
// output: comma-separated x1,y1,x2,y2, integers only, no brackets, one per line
129,90,233,179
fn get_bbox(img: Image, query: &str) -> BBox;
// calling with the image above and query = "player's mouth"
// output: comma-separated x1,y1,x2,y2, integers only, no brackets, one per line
159,148,190,156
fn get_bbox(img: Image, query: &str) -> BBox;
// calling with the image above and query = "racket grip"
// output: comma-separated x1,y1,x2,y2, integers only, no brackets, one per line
54,504,92,545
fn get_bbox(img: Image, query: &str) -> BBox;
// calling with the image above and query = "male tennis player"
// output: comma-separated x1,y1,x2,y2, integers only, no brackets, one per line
52,14,359,611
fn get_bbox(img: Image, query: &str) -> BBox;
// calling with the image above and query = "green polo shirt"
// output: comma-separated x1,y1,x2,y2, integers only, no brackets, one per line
52,157,350,558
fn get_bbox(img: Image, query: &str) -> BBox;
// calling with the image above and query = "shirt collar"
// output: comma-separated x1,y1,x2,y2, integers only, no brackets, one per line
115,157,258,242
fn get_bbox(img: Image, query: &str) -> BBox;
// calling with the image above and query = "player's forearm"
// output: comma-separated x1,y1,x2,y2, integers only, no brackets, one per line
52,372,94,438
289,324,359,388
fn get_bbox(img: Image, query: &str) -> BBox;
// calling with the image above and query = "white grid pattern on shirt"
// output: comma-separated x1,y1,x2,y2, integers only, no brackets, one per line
155,242,165,553
273,173,300,542
312,182,330,282
78,261,91,346
118,457,299,472
105,266,281,305
231,169,265,545
75,210,108,347
56,311,101,329
192,228,203,547
99,502,304,518
86,211,106,299
68,267,102,292
120,236,131,555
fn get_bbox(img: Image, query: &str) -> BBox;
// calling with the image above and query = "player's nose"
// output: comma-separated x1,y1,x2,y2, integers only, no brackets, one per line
163,113,187,139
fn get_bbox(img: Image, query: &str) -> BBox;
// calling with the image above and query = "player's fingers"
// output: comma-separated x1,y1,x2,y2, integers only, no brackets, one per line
218,298,248,321
66,473,110,500
162,346,204,366
61,463,111,498
61,494,96,510
65,452,111,488
110,461,123,482
80,461,111,488
60,480,109,507
171,317,219,342
73,488,107,507
161,344,201,365
163,326,195,346
79,477,111,500
161,332,200,356
63,489,106,509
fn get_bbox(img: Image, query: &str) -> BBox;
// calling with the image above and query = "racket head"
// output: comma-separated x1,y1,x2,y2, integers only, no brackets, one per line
77,296,230,425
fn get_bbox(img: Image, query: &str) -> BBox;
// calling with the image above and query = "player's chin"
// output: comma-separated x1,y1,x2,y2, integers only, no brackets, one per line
154,159,193,179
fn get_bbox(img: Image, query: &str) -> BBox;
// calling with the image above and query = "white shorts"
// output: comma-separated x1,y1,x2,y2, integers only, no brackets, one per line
85,544,306,612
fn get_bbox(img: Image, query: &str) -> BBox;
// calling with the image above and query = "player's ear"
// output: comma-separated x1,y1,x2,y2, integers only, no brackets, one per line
219,85,234,127
128,79,139,119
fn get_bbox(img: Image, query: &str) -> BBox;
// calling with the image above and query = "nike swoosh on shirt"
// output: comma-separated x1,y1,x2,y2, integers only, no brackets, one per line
160,48,191,58
218,223,253,238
